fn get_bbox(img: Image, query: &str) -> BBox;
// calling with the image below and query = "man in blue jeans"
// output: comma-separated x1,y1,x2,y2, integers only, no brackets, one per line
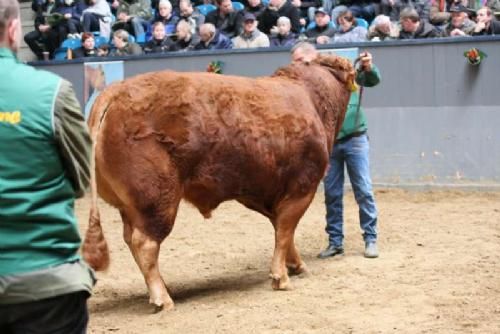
291,42,380,259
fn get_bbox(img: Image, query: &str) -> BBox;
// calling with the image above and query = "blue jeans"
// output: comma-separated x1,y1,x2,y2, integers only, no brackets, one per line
323,133,377,247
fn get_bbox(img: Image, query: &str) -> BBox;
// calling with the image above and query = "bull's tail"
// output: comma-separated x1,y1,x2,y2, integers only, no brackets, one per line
82,97,111,271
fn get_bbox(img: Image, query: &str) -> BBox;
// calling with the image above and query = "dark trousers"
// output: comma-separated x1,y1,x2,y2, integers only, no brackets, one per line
82,13,101,32
0,291,89,334
24,29,62,60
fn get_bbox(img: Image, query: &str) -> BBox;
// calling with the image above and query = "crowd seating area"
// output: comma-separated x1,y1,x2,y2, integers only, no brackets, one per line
23,0,500,61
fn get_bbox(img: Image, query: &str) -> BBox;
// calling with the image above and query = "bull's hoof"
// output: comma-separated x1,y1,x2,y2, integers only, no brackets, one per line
269,273,291,290
150,299,175,313
287,262,308,276
150,302,175,313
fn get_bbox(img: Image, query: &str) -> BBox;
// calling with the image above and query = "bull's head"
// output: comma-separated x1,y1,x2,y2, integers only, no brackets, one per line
313,54,357,93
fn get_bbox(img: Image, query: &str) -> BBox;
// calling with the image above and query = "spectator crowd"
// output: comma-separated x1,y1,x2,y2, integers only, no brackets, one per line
24,0,500,60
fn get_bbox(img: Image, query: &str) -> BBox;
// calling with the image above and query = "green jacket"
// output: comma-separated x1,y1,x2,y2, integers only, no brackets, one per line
337,65,381,140
0,48,93,303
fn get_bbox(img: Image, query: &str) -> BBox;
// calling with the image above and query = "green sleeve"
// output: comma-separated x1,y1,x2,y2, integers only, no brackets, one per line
53,80,92,198
355,64,381,88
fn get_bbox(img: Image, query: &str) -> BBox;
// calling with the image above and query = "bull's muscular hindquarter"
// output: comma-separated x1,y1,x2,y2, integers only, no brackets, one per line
83,55,355,311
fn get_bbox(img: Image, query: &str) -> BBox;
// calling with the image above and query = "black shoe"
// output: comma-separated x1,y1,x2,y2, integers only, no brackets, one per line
317,245,344,259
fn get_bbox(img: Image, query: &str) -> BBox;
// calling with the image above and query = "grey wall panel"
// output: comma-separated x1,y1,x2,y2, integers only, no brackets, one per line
368,106,500,185
32,38,500,187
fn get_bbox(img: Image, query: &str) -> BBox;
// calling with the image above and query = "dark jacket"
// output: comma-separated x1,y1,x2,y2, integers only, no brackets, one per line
270,32,296,47
304,24,336,43
244,4,266,19
72,46,98,58
472,19,500,36
258,1,302,34
143,37,175,53
205,9,244,38
194,31,233,50
398,20,442,39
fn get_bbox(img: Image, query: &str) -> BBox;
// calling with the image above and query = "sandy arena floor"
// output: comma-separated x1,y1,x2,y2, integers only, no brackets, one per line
75,189,500,334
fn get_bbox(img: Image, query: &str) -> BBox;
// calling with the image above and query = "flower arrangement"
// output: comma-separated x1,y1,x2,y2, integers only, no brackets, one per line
207,60,224,74
463,48,487,66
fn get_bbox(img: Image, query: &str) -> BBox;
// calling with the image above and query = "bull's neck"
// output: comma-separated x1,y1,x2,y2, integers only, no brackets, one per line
305,81,350,155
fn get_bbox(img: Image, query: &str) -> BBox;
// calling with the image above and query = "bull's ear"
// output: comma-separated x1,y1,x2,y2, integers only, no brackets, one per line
314,54,357,92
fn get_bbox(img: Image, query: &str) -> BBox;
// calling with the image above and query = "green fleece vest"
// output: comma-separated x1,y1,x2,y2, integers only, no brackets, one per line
0,48,81,275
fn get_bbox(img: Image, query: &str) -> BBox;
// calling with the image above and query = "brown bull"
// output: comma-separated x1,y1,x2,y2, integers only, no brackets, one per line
83,54,355,311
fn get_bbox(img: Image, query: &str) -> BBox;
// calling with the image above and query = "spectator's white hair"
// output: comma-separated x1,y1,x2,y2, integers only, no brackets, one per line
277,16,291,26
371,14,390,27
158,0,172,9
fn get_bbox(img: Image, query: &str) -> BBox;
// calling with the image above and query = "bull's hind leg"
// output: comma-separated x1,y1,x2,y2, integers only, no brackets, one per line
119,173,182,312
122,211,176,312
270,191,315,290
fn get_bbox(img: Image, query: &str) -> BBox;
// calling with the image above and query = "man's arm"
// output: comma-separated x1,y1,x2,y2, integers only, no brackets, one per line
355,52,381,87
53,80,92,198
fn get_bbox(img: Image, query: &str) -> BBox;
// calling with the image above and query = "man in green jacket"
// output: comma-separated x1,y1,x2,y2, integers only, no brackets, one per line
291,42,380,260
0,0,94,332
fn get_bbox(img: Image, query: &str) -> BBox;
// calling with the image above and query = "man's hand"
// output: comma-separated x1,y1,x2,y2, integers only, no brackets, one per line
359,51,373,71
474,21,486,33
450,28,466,36
64,13,72,19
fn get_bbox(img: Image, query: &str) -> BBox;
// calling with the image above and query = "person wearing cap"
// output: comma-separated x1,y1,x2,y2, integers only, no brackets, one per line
232,12,270,48
0,0,94,331
205,0,244,38
303,7,335,44
443,4,476,37
398,7,442,39
472,6,500,35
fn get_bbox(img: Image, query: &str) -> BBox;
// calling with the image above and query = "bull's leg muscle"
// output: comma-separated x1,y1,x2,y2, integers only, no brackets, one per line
122,211,175,312
270,191,315,290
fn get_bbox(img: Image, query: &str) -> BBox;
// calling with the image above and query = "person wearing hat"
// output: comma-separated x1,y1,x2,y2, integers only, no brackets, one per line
398,7,442,39
232,12,270,48
303,7,335,44
443,4,476,37
473,6,500,35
